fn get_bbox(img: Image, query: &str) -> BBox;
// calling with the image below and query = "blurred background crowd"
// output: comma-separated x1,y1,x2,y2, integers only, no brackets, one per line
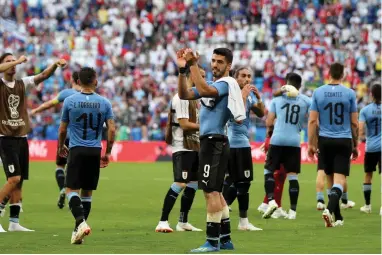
0,0,380,142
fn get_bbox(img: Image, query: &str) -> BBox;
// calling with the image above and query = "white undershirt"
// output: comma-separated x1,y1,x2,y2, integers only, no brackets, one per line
1,76,35,89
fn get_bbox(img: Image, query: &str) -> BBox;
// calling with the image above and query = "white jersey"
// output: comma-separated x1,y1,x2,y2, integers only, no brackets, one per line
171,94,199,153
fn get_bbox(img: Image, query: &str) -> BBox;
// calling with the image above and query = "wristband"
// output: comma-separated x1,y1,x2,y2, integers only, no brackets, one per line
179,67,187,74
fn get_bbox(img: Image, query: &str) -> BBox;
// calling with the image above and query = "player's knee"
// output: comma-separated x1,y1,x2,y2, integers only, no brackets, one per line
186,182,198,191
365,172,373,178
171,182,185,193
236,182,250,195
317,170,325,179
7,175,21,185
81,190,92,197
204,191,219,199
333,173,346,186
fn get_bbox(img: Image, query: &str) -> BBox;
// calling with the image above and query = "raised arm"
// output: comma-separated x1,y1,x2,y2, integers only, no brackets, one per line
31,98,60,116
176,49,199,100
273,85,299,98
33,59,67,85
250,87,265,117
0,55,27,73
184,49,218,97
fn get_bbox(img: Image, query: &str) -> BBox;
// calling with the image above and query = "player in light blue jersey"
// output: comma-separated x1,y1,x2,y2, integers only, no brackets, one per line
262,73,311,220
359,84,381,214
308,63,359,227
58,67,115,244
178,48,245,252
223,67,264,231
30,71,81,209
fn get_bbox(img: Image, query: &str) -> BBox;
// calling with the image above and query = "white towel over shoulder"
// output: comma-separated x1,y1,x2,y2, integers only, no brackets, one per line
215,76,246,121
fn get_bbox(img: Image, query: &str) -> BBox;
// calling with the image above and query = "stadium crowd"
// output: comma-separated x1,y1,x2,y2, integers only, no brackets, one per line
0,0,380,141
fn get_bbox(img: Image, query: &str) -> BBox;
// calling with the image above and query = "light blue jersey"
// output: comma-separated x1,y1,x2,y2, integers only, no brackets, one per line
192,81,231,136
310,84,357,139
57,88,78,103
359,103,381,152
61,92,114,148
227,92,258,148
270,94,311,147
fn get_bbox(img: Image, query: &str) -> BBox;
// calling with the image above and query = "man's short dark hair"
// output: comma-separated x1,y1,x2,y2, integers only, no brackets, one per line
286,72,302,90
0,53,13,63
72,71,79,84
371,84,381,103
329,63,344,80
79,67,96,86
213,48,233,64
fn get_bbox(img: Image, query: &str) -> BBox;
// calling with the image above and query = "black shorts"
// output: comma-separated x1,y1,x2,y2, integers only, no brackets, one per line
364,151,381,174
0,137,29,180
264,145,301,173
56,139,70,166
228,147,253,183
199,135,230,193
172,151,199,183
317,136,352,176
65,146,101,190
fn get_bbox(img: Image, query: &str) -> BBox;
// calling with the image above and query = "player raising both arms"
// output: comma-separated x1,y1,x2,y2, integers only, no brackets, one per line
179,48,246,252
358,84,381,214
0,53,67,233
308,63,359,227
155,62,205,233
224,66,264,230
58,67,115,244
30,71,82,209
262,73,311,220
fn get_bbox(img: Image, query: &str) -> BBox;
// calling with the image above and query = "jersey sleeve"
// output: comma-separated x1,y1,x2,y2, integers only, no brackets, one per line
359,108,366,122
211,81,228,97
349,90,358,113
310,90,318,111
105,100,114,120
57,90,67,103
61,98,70,123
21,76,35,88
173,96,189,119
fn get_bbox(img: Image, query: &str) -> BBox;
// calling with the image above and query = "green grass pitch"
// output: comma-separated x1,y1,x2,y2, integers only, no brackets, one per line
0,162,380,253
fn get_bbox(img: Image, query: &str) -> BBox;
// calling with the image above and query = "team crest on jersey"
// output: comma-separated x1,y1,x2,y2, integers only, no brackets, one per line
248,96,253,104
182,171,188,180
244,170,250,178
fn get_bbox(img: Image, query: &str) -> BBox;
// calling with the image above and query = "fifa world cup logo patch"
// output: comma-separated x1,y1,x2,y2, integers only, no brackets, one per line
8,94,20,119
